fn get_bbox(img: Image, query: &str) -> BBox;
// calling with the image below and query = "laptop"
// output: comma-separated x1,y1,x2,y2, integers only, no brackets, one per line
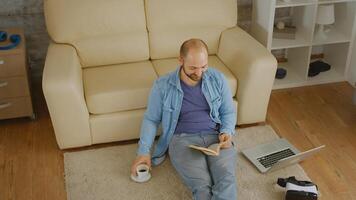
242,138,325,173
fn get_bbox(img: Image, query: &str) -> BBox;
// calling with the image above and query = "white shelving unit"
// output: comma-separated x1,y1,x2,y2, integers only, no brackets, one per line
348,22,356,86
251,0,356,89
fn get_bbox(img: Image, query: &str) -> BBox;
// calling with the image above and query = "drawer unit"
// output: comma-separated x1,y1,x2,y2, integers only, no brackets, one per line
0,28,35,120
0,97,33,120
0,76,30,99
0,54,26,77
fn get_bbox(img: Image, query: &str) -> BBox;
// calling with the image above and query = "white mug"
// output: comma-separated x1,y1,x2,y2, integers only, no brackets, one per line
131,164,151,183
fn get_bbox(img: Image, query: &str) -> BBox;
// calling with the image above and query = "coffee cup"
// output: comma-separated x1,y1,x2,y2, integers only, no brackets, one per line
130,164,151,183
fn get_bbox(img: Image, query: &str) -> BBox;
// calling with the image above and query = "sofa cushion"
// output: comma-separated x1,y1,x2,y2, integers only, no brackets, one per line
44,0,149,67
90,99,237,144
90,109,147,144
83,61,157,114
145,0,237,59
151,56,237,97
148,27,224,59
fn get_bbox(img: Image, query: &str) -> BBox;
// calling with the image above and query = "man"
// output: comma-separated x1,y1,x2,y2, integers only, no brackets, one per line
131,38,237,200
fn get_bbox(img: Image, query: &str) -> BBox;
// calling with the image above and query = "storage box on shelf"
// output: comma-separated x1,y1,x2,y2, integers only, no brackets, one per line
251,0,356,89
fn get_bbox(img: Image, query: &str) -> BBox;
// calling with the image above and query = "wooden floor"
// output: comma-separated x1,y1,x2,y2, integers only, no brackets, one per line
267,82,356,200
0,78,355,200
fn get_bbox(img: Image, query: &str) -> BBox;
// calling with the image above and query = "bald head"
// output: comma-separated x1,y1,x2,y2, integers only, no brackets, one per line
178,39,209,83
179,39,209,58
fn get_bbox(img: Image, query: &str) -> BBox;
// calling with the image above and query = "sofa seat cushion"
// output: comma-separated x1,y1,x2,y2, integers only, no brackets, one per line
83,61,157,114
151,56,237,97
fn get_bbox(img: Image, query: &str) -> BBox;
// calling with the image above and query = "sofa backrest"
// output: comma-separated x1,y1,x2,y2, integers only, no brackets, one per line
44,0,149,68
145,0,237,59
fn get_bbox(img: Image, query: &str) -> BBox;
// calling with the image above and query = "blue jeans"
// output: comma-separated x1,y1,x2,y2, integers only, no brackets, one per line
168,132,237,200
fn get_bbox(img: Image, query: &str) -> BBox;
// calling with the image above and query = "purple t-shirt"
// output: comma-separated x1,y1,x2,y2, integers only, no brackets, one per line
174,79,218,134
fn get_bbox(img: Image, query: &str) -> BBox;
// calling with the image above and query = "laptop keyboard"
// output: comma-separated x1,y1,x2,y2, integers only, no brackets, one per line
257,148,296,168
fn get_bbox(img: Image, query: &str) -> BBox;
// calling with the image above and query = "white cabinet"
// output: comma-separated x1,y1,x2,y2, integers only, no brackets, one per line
251,0,356,89
348,18,356,87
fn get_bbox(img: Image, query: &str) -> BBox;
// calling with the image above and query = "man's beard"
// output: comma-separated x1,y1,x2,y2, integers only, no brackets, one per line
182,66,202,81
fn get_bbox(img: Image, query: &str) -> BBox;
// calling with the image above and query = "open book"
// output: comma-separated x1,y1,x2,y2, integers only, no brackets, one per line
189,143,222,156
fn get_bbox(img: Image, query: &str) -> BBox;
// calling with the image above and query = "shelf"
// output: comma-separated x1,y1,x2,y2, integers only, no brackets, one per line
274,63,307,89
313,28,350,45
274,66,346,89
274,65,346,89
272,37,310,49
276,0,317,8
307,67,345,84
318,0,356,5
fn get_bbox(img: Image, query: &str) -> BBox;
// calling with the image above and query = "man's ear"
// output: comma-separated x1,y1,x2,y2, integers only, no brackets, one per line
178,56,184,66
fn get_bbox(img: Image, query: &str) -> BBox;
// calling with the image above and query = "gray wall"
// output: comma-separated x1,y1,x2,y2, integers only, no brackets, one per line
0,0,253,78
0,0,49,78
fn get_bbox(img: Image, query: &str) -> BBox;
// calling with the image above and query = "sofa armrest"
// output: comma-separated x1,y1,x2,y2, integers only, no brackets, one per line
217,27,277,125
42,43,91,149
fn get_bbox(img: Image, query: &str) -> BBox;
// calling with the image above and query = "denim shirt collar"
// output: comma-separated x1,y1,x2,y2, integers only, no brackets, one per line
169,66,212,92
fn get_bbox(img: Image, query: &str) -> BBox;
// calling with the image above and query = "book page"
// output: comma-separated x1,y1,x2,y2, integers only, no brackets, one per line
189,143,221,156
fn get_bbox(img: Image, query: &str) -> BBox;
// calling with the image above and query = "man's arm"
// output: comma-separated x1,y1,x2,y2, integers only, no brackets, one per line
137,79,163,155
131,80,163,175
218,73,237,136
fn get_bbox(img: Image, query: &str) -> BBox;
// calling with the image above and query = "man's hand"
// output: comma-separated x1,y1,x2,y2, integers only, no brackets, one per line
131,154,151,176
219,133,232,149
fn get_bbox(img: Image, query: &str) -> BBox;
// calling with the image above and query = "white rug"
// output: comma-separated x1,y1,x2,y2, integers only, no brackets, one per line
64,125,310,200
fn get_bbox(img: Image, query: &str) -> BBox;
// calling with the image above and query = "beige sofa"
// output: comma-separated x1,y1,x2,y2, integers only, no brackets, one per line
42,0,277,149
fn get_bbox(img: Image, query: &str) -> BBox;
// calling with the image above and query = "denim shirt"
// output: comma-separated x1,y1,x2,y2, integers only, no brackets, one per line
137,66,237,166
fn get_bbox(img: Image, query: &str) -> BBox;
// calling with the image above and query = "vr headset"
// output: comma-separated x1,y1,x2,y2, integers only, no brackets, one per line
0,31,21,50
277,176,318,200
